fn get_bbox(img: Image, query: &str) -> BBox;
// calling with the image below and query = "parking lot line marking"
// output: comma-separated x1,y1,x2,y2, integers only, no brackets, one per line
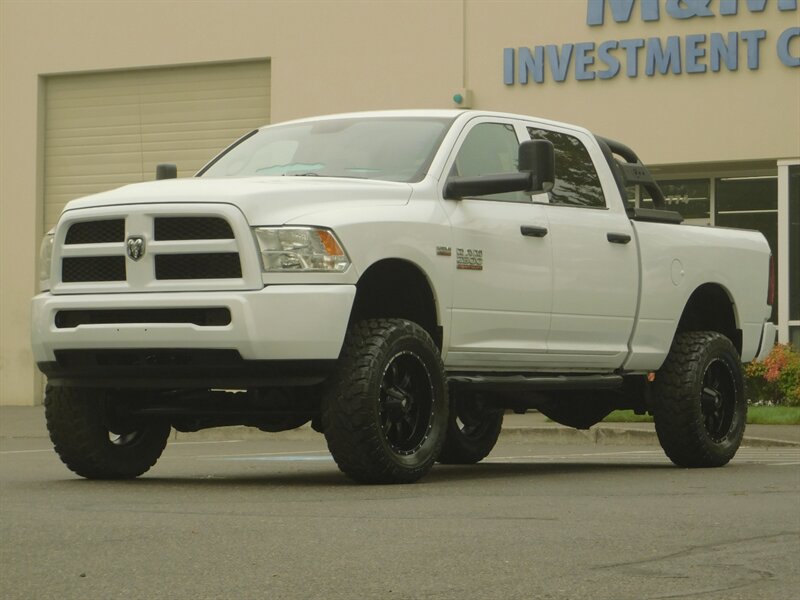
0,449,52,455
217,454,334,462
169,440,243,446
196,449,328,459
769,462,800,466
486,450,663,461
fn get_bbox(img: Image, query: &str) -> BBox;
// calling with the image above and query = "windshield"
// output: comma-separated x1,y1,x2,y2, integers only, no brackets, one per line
199,116,454,183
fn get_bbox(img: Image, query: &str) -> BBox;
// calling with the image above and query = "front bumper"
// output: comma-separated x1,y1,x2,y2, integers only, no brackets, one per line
31,285,356,387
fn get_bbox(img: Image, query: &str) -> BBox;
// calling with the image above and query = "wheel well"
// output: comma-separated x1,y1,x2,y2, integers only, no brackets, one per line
676,283,741,355
350,259,441,347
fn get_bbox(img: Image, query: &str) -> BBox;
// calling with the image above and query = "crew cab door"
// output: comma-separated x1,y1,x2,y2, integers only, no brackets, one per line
441,117,553,370
526,125,638,369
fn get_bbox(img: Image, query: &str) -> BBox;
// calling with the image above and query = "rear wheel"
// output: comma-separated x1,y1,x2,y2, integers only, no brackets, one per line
45,386,171,479
438,392,503,464
652,331,746,468
322,319,448,484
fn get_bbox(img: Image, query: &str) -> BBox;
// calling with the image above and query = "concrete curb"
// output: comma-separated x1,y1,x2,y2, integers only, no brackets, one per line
739,436,800,448
169,424,800,448
501,425,800,448
502,425,659,445
172,424,317,443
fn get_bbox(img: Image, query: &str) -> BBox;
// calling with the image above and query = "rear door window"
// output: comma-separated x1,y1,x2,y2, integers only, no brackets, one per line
528,128,606,208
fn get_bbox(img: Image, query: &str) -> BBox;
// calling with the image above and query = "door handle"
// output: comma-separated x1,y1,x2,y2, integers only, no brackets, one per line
521,225,548,238
607,232,632,244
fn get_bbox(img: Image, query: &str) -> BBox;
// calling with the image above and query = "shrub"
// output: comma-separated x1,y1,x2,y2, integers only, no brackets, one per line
745,344,800,407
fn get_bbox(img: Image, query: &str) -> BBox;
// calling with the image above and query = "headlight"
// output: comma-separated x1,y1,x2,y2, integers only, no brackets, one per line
253,227,350,272
39,230,55,290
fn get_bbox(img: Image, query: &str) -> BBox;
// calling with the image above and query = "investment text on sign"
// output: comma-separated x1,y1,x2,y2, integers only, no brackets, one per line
503,0,800,84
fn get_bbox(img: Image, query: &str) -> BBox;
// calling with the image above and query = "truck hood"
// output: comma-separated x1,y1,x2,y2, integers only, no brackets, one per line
62,177,413,225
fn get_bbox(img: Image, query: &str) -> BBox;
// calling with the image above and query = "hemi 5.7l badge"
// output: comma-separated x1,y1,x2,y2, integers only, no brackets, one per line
456,248,483,270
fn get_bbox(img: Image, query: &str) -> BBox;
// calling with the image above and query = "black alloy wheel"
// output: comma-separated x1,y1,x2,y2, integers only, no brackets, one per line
700,358,737,442
379,351,435,456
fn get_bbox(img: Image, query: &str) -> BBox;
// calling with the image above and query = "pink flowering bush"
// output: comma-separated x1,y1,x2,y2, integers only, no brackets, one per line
745,344,800,406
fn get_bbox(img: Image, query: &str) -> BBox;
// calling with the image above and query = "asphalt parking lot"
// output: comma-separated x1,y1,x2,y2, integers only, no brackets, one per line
2,423,799,600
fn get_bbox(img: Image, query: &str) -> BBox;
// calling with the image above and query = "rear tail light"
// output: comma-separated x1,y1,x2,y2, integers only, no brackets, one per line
767,254,775,306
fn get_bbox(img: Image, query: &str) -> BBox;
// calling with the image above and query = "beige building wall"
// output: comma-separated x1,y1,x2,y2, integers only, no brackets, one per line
1,0,798,405
470,1,800,165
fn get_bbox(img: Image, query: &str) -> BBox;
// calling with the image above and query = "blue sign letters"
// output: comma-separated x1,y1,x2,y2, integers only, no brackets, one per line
505,0,799,85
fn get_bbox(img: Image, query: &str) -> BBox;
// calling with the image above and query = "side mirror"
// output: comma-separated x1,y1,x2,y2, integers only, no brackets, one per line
518,139,554,193
443,139,556,200
155,164,177,180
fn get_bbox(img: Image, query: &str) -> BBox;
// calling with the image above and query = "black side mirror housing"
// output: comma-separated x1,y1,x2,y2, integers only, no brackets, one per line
518,139,555,193
443,138,556,200
155,164,178,180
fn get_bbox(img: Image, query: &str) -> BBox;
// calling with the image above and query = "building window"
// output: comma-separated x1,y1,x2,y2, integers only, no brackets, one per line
789,165,800,345
715,175,779,322
639,179,711,225
663,179,710,225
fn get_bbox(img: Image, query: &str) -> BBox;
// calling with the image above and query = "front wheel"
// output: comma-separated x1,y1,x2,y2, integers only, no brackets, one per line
652,331,746,468
45,386,171,479
322,319,448,484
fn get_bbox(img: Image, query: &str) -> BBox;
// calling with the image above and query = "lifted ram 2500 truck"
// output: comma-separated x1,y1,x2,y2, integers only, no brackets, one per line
32,110,777,484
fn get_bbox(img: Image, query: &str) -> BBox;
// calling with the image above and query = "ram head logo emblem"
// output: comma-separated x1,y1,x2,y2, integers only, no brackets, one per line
126,236,146,261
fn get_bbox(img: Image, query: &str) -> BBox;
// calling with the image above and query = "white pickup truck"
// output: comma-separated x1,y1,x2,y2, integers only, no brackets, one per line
32,110,777,484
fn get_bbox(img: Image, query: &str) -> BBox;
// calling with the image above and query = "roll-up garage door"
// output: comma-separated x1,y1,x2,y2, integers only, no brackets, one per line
43,60,270,229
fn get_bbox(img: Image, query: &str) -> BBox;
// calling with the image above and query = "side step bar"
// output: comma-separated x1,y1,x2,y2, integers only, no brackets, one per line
447,373,624,392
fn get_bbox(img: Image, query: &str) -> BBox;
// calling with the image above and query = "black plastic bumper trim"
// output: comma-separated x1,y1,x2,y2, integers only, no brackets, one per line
38,351,335,388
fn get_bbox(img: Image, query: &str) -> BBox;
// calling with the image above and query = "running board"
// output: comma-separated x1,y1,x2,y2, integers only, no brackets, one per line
447,374,624,392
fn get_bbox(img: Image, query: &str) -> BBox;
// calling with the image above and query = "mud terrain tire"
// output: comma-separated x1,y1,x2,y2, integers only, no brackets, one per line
45,386,171,479
322,319,448,484
652,331,746,468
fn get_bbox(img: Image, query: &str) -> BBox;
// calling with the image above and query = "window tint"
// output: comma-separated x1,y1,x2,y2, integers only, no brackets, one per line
528,128,606,208
452,122,527,202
